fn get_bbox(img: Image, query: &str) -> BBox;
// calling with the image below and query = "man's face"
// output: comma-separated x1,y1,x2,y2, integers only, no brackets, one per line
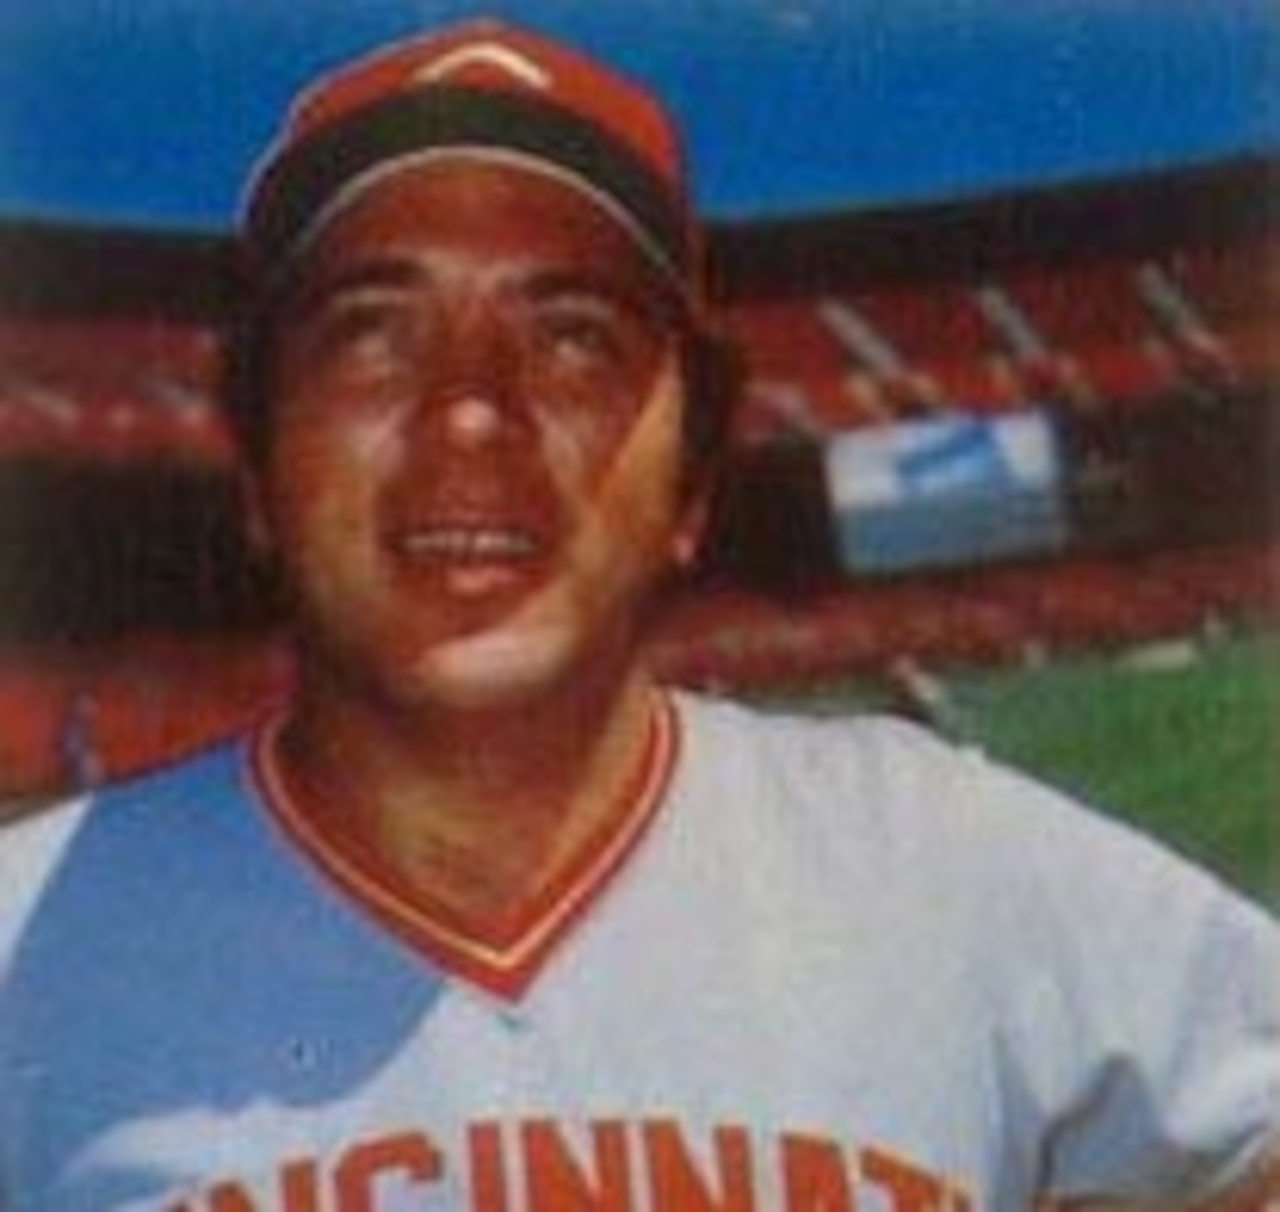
253,159,698,714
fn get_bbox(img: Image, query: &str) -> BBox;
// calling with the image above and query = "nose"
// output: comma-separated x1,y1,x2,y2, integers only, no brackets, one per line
404,327,529,460
409,309,527,451
441,393,505,448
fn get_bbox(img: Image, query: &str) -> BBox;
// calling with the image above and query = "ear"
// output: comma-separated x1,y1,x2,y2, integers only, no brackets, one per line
237,465,275,563
670,492,710,570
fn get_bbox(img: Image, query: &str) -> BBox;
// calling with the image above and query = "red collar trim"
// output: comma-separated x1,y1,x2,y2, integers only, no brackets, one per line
250,694,680,1000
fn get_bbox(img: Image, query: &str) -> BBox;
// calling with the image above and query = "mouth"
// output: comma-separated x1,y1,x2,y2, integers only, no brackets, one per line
387,521,548,598
396,526,540,562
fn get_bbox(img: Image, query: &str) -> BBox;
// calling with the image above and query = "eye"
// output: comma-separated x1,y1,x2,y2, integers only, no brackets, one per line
278,293,441,415
310,294,413,364
529,296,646,376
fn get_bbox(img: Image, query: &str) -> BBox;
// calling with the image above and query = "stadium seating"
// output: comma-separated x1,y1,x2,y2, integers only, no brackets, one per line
722,229,1277,443
652,540,1277,693
0,316,230,463
0,658,77,799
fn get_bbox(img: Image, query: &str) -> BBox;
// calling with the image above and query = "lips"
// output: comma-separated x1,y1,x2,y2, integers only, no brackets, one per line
381,464,561,599
383,509,553,600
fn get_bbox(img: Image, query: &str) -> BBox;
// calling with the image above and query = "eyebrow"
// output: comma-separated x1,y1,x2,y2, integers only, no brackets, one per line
275,255,683,331
524,267,681,328
279,258,433,323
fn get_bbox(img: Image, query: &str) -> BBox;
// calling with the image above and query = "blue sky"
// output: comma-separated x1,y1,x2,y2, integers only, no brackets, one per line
0,0,1277,231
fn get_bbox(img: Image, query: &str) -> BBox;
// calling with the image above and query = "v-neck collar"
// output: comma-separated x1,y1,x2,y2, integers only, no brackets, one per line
249,693,680,1000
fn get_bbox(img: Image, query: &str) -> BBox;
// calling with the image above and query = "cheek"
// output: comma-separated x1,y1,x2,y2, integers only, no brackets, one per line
262,409,393,553
537,401,630,503
548,358,686,493
574,372,687,555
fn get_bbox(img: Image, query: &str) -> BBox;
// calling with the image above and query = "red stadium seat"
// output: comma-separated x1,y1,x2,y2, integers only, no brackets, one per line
0,658,77,796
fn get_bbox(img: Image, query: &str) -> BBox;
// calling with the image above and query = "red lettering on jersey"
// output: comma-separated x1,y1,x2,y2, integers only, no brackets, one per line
333,1131,441,1211
860,1146,947,1211
169,1117,974,1212
470,1121,511,1212
644,1120,756,1210
201,1185,257,1212
522,1118,631,1210
279,1160,322,1211
166,1159,319,1212
780,1134,854,1211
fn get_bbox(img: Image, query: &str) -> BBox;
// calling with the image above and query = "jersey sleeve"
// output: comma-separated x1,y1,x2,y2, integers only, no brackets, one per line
947,742,1280,1202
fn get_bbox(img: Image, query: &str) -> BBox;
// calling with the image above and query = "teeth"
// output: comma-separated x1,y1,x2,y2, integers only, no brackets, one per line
399,528,537,560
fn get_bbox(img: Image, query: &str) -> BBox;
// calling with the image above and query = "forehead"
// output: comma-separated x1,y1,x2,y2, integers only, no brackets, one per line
284,155,679,305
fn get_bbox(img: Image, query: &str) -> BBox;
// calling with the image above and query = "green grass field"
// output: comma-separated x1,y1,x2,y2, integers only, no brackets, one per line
783,630,1278,907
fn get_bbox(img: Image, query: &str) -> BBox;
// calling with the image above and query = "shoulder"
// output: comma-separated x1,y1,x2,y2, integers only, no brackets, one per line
670,690,1029,908
0,739,251,974
672,690,1274,933
674,688,1025,846
15,738,252,861
674,689,957,792
0,795,94,973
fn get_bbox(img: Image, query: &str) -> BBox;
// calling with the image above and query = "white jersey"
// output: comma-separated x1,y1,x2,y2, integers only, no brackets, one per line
1,692,1276,1210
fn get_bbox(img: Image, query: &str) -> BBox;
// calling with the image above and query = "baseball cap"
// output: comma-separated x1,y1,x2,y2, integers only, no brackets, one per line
242,18,697,293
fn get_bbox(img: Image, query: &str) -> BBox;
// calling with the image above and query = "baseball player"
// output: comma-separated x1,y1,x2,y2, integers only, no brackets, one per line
1,19,1276,1211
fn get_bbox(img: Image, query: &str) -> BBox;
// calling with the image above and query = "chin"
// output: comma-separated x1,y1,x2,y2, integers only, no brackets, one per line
406,623,585,713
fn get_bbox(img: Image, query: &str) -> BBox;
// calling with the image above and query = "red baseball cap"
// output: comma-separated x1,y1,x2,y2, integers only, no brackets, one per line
243,18,697,291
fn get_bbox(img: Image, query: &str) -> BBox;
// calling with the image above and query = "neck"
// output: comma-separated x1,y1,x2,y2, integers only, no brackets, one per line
273,661,662,930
